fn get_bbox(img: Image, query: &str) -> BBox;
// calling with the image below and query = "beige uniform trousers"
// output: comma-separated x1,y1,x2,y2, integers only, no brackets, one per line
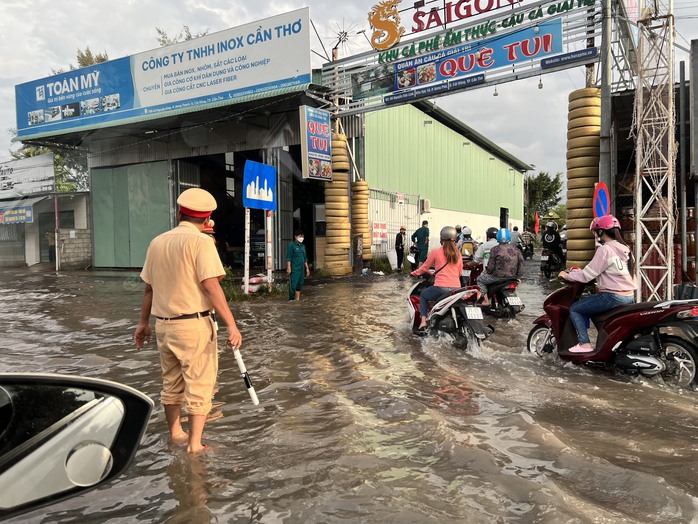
156,316,218,416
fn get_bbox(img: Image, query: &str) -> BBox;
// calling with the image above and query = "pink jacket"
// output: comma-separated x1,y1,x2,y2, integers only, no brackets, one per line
565,240,636,293
412,247,463,288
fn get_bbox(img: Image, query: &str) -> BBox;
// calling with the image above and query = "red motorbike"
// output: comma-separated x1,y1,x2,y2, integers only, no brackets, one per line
461,262,523,319
527,281,698,388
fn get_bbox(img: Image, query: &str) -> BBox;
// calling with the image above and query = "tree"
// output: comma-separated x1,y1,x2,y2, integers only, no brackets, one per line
525,171,564,228
155,25,208,46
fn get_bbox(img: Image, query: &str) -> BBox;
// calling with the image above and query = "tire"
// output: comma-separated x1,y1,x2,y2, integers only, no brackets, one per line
660,335,698,389
569,106,601,120
325,202,349,210
543,268,552,278
567,166,599,179
567,217,594,230
567,197,594,210
567,187,595,200
568,116,601,129
566,228,593,240
332,154,349,164
567,177,599,190
325,188,348,197
567,147,601,160
568,97,602,111
567,239,596,251
527,325,556,357
567,207,594,219
567,156,600,170
568,126,601,140
569,87,600,101
567,249,596,260
332,161,350,172
568,136,600,149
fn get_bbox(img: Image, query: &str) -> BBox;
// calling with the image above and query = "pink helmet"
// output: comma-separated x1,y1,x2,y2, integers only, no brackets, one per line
590,214,620,232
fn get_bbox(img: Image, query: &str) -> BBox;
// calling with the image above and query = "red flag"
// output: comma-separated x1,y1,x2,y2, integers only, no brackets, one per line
534,211,540,235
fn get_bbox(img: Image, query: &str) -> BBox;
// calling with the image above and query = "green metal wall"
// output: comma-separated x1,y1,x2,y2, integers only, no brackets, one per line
364,104,524,220
92,162,170,268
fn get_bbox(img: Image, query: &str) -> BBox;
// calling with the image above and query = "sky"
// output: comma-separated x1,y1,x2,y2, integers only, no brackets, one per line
1,0,697,178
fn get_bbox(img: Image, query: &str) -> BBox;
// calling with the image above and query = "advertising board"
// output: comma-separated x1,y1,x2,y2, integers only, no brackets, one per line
299,106,333,181
0,153,55,199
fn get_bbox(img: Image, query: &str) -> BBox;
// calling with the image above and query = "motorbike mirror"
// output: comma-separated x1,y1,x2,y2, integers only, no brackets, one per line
0,374,153,520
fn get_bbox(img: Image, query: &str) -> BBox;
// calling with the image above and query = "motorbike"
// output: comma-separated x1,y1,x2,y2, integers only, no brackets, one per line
540,248,564,278
527,281,698,388
461,263,524,319
407,275,493,350
521,242,534,260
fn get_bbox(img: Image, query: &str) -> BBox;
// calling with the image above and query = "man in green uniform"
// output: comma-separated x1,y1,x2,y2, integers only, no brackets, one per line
286,230,310,301
411,220,430,264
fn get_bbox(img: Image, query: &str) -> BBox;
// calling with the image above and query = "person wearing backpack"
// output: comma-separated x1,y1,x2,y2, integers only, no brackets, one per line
458,226,478,260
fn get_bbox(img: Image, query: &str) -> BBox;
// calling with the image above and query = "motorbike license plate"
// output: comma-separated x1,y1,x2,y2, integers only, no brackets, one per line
462,269,471,277
465,307,484,320
540,255,549,261
506,296,523,306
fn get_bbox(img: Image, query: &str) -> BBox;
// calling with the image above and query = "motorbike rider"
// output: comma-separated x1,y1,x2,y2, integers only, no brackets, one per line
510,226,522,248
558,214,636,353
542,221,564,262
455,224,464,243
478,228,524,307
473,227,499,264
458,226,478,259
521,227,534,251
411,226,463,331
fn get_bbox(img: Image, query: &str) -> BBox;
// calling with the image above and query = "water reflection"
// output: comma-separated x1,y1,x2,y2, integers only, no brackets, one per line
1,264,697,523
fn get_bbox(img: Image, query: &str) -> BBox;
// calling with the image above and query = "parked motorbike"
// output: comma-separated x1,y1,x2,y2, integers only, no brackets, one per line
540,248,564,278
527,281,698,388
407,275,493,350
461,263,524,319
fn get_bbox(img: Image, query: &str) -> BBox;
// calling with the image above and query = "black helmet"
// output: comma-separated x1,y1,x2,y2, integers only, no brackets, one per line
486,227,498,239
440,226,457,241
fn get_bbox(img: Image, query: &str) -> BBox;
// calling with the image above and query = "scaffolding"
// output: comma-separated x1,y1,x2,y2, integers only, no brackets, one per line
633,0,676,300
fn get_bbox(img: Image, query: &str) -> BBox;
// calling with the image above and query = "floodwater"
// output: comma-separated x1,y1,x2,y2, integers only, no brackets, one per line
2,260,698,523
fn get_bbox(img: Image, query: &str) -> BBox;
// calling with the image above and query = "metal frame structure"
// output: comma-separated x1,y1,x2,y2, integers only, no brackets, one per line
633,0,675,300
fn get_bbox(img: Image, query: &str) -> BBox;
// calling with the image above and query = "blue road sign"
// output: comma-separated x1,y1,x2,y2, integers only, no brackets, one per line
243,160,277,211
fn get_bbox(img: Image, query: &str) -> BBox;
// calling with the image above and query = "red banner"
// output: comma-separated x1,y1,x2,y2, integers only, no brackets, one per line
534,211,540,235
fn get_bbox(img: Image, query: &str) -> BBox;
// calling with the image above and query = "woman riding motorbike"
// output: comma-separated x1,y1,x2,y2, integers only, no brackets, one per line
558,214,636,353
411,226,463,331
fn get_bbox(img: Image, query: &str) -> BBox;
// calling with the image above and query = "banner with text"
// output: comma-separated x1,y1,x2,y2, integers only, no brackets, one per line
0,153,55,199
300,106,332,181
15,8,311,140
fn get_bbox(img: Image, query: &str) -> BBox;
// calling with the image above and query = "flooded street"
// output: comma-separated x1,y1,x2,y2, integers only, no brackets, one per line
3,260,698,523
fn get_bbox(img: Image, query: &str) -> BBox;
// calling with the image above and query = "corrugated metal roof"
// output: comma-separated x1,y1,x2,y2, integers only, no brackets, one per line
0,196,48,210
14,83,312,143
412,100,532,173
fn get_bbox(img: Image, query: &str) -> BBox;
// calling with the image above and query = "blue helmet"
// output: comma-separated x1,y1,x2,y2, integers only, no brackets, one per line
496,228,511,243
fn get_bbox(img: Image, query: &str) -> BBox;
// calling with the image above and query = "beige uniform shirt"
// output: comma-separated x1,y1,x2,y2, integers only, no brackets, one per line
140,221,225,318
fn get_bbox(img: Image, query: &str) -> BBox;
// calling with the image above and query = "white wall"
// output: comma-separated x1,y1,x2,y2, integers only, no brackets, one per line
420,208,522,251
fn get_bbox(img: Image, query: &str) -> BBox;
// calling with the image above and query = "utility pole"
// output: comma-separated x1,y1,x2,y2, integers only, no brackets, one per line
634,0,676,300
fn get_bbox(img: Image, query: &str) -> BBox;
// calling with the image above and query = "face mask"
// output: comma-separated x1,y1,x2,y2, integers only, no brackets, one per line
297,237,304,243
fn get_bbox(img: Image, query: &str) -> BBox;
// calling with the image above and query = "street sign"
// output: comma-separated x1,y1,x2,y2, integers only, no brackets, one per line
243,160,277,211
593,182,610,218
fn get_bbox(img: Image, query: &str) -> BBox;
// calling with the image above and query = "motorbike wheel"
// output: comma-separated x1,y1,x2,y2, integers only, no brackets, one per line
527,325,555,357
454,323,475,350
543,268,552,278
661,336,698,389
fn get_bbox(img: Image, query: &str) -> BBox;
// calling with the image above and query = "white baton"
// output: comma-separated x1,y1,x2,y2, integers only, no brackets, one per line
233,348,259,405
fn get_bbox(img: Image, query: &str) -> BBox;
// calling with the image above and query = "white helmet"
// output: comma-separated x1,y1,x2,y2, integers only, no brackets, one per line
462,226,472,236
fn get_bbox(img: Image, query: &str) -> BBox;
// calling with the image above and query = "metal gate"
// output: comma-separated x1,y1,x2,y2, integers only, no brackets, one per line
367,188,421,259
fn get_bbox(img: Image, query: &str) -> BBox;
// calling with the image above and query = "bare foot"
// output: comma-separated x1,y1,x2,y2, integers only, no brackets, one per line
187,443,210,454
171,432,189,445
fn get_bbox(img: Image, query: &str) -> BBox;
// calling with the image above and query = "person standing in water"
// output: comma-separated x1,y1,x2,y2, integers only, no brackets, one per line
287,230,310,301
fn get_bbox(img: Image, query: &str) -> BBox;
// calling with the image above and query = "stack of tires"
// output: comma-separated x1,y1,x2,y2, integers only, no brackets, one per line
324,134,353,276
351,180,371,262
566,87,601,268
